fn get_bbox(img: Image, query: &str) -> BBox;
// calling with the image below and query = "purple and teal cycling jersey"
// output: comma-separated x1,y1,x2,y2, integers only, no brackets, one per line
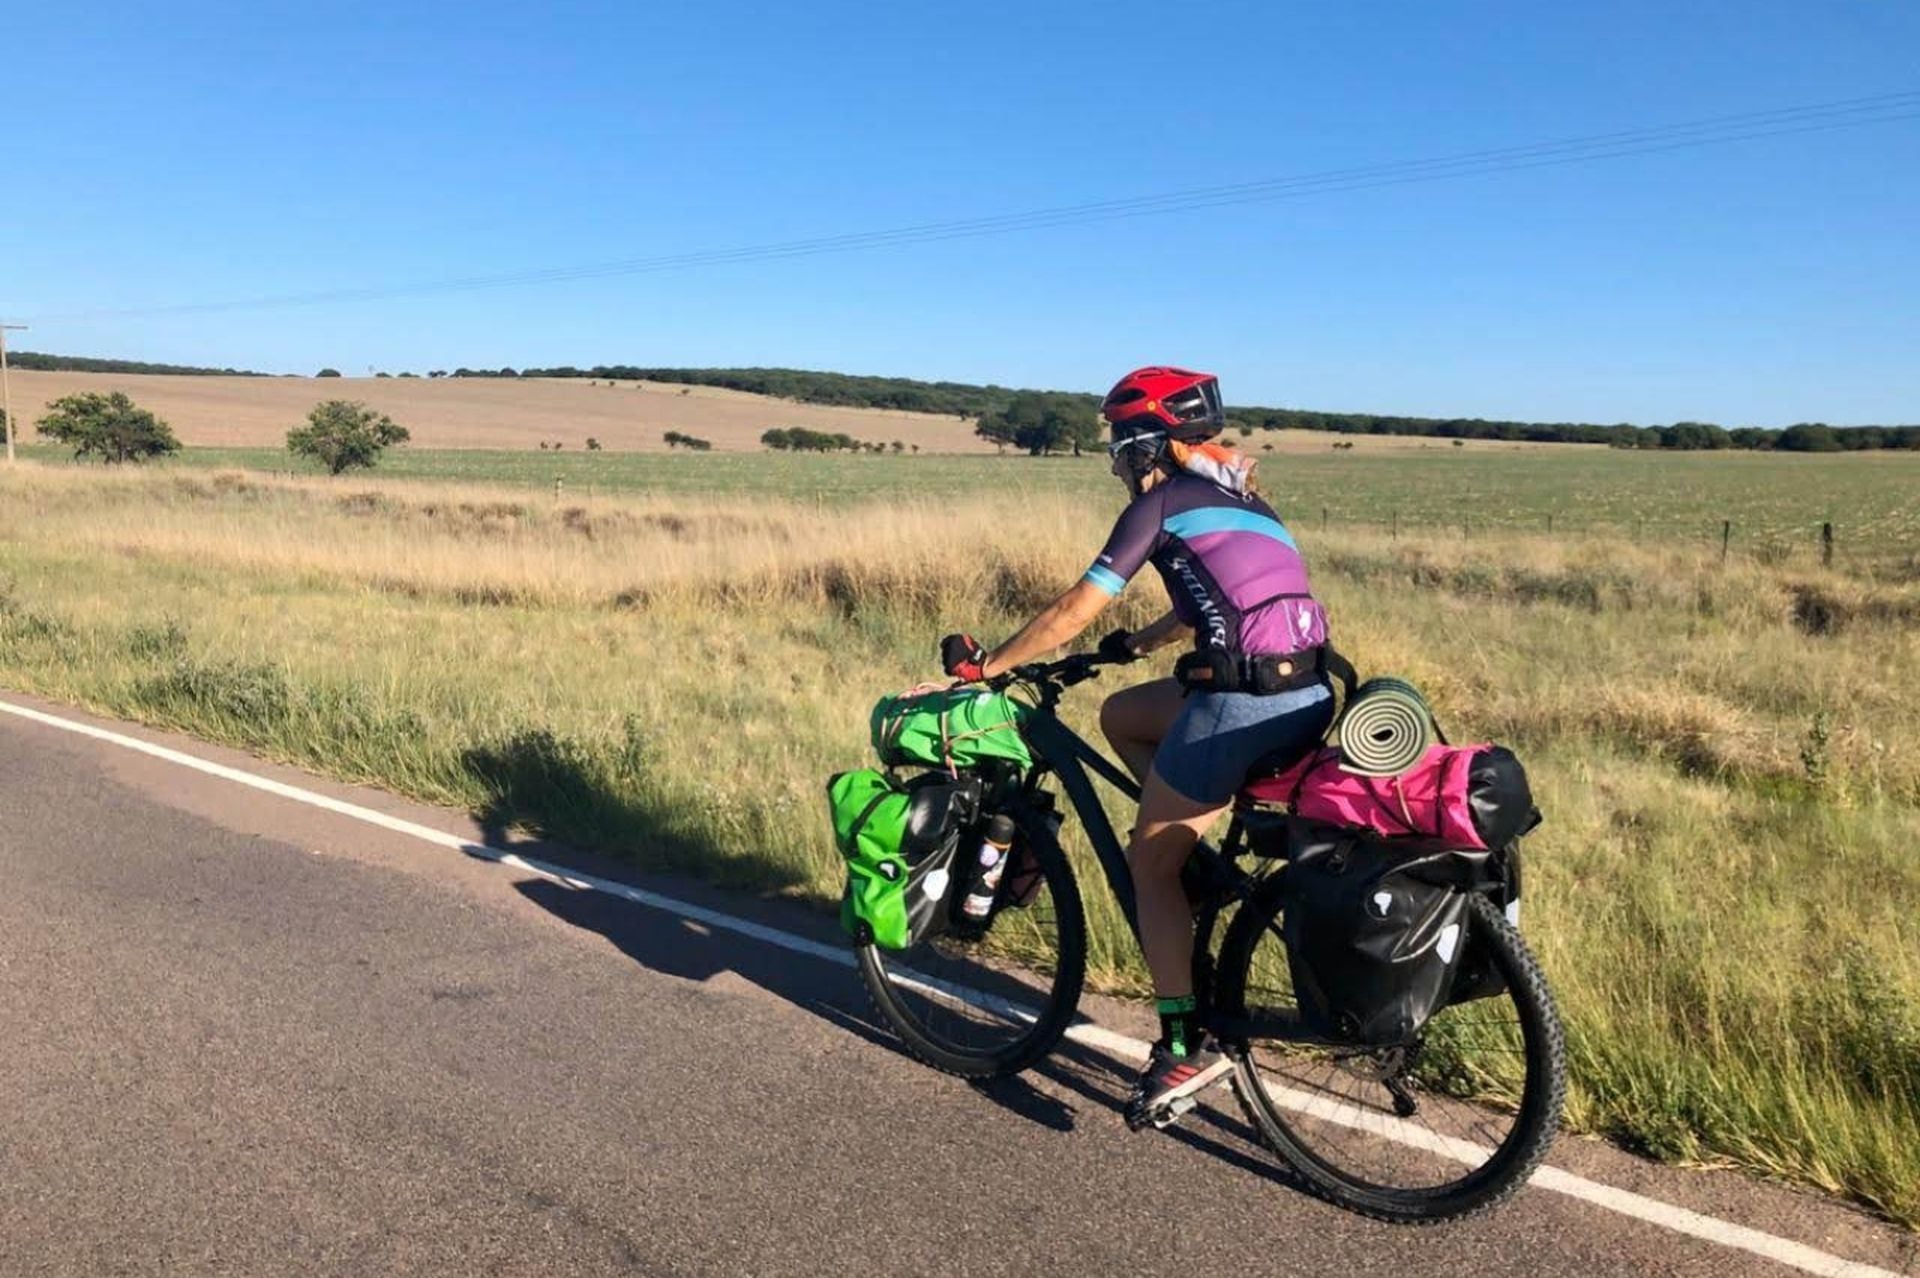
1082,475,1328,659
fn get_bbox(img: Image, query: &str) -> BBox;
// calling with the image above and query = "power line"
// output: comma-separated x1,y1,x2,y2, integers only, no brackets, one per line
28,89,1920,323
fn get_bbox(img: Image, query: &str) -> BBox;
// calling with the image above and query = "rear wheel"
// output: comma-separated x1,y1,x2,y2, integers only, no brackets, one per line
858,812,1086,1078
1216,886,1564,1223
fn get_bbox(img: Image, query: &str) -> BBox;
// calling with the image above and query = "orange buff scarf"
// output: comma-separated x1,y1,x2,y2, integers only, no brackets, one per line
1166,439,1258,496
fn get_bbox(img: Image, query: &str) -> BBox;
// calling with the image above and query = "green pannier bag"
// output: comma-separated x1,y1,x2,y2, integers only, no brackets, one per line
827,767,976,949
870,687,1032,771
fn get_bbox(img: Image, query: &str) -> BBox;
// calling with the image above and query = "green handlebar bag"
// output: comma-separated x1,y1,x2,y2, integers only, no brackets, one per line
827,767,976,950
870,687,1032,771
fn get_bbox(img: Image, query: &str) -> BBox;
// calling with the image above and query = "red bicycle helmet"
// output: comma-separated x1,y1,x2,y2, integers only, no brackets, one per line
1101,366,1226,442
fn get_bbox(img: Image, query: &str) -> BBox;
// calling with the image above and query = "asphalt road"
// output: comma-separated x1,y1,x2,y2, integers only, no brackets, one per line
0,697,1912,1277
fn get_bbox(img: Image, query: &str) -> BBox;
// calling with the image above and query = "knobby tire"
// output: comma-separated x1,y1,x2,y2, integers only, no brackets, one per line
857,818,1087,1079
1217,889,1565,1223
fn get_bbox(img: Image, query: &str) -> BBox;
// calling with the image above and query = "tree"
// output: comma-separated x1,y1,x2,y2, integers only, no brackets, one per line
316,368,342,378
1659,421,1730,450
1777,423,1842,453
586,437,603,451
286,400,411,474
36,392,181,464
976,392,1099,456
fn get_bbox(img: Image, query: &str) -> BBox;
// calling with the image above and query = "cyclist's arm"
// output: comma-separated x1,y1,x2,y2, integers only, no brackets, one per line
981,581,1109,678
978,493,1164,678
1130,609,1191,653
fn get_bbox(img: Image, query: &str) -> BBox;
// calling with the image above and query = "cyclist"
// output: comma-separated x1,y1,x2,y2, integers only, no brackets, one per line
941,366,1336,1127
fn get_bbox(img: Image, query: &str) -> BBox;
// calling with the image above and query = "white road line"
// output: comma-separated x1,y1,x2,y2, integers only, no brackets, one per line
0,695,1903,1278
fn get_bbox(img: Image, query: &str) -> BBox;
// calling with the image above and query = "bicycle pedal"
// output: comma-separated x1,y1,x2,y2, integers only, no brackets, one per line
1151,1095,1198,1129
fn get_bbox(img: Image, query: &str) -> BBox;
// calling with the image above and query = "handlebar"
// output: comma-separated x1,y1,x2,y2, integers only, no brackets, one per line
985,650,1128,698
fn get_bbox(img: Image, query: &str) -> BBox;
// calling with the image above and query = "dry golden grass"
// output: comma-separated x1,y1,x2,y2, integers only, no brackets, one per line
6,369,995,452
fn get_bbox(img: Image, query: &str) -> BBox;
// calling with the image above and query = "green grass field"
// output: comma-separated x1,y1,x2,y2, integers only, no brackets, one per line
3,450,1918,1226
23,441,1920,561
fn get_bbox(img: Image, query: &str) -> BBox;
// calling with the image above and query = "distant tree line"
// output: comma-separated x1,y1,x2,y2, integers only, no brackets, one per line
511,364,1920,452
519,365,1021,416
1227,409,1920,452
22,354,1919,451
760,427,862,452
663,430,711,451
9,351,267,376
759,428,913,454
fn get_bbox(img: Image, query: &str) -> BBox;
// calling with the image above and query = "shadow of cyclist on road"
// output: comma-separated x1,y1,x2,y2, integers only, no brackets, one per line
460,728,1296,1178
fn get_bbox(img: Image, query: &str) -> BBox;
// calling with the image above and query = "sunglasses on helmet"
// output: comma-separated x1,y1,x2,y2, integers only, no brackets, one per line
1105,431,1166,460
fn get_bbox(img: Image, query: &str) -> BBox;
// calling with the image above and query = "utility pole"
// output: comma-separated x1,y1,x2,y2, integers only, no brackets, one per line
1,323,25,465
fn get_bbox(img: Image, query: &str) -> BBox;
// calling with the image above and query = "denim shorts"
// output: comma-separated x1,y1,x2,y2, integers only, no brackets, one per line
1153,680,1336,806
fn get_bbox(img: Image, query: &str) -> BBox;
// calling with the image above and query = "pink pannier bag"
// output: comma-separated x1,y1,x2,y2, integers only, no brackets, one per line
1239,742,1536,852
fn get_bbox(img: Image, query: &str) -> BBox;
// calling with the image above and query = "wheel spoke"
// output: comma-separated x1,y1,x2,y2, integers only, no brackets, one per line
1224,891,1564,1218
860,821,1086,1077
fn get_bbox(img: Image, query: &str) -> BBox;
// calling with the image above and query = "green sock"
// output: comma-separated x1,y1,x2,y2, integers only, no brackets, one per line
1156,995,1199,1058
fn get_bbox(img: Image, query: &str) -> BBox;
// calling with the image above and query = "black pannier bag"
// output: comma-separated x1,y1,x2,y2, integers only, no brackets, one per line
1279,820,1503,1045
894,774,981,945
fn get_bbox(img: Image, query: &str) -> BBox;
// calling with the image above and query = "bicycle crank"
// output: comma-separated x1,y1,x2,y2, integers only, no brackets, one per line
1126,1093,1200,1132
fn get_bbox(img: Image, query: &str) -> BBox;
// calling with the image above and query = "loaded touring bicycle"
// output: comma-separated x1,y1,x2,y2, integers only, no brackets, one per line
829,650,1565,1223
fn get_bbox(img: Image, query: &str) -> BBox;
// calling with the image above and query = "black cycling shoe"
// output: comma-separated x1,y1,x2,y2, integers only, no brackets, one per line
1124,1041,1234,1131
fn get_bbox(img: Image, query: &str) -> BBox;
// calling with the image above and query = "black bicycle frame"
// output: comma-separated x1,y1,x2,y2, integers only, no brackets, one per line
1020,708,1145,937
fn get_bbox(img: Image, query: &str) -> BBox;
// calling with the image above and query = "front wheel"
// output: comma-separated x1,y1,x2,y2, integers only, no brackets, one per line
858,810,1087,1078
1216,886,1565,1223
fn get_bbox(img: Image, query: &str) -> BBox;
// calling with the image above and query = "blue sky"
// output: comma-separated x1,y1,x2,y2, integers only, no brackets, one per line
5,1,1917,425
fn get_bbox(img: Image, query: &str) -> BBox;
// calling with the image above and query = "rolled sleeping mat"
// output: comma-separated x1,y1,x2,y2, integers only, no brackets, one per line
1335,677,1436,776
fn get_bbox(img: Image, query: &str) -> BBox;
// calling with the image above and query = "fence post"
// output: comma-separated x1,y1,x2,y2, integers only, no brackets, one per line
1322,507,1328,531
1391,511,1398,540
1721,519,1731,564
554,477,563,502
1822,521,1834,567
1547,513,1554,535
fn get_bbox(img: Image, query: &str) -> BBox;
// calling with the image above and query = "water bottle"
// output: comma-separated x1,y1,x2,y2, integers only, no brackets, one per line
959,814,1018,920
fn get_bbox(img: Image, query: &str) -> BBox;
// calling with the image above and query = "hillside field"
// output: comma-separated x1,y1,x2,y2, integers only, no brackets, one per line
3,369,996,452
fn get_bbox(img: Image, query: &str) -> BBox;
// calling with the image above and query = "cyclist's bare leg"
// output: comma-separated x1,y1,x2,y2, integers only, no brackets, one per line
1127,766,1229,1000
1100,677,1185,782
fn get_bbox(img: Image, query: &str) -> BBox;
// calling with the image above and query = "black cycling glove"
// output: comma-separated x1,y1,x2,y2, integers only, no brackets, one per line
1098,628,1141,664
